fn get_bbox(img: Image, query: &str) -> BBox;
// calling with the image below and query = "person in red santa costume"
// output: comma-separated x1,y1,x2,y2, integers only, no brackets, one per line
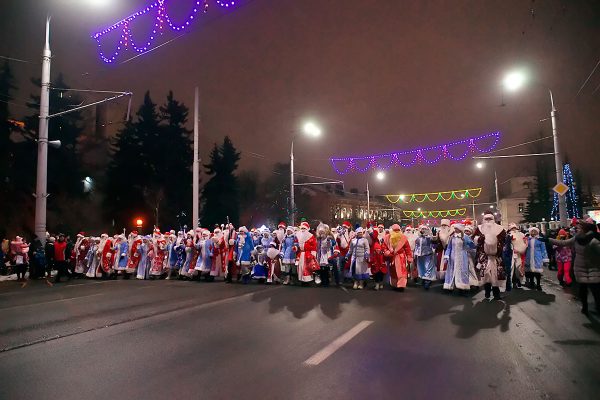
73,232,90,276
99,233,114,278
369,228,388,291
127,231,142,277
333,221,353,285
210,227,227,280
149,235,168,278
294,221,318,284
383,224,413,291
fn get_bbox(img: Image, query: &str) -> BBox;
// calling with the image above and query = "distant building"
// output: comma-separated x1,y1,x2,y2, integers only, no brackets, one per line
497,176,534,226
296,185,400,226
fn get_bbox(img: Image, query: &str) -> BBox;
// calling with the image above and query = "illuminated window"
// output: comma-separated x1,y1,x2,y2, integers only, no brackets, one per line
518,203,524,213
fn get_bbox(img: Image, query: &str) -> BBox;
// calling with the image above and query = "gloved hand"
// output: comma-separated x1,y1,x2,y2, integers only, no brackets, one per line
538,236,549,243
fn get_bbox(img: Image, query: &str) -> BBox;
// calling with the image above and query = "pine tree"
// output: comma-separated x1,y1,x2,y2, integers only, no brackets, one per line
523,160,552,222
0,60,16,186
200,136,241,227
104,92,160,229
157,91,193,227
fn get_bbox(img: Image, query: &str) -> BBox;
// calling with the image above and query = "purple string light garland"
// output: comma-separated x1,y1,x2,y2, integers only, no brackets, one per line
91,0,238,64
329,132,501,175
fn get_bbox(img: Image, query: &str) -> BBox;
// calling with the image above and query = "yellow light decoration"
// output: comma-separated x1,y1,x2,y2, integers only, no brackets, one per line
385,188,481,204
402,208,467,218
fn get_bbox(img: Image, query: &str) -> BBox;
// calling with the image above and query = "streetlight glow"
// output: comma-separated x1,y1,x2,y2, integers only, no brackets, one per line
89,0,112,7
303,121,322,137
503,70,526,92
475,161,485,169
375,171,385,181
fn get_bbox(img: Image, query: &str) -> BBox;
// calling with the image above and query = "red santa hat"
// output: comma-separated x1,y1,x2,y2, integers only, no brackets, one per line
77,232,85,238
278,222,286,229
342,221,352,229
131,230,138,236
300,221,310,230
154,228,161,234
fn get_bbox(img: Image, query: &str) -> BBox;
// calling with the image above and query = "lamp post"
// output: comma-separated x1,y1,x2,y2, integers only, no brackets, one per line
290,121,321,227
366,171,385,221
33,18,52,244
502,70,567,226
475,161,500,209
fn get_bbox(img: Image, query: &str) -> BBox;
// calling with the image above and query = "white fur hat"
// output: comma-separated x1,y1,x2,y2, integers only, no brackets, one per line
441,219,450,226
238,226,248,233
529,226,540,234
508,222,518,231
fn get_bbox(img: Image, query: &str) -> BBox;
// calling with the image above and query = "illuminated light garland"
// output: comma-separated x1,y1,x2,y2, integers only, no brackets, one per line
91,0,237,64
551,163,581,220
402,208,467,218
384,188,482,204
329,132,501,175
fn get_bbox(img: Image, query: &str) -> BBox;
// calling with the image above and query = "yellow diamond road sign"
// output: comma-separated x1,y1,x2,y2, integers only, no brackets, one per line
553,182,569,196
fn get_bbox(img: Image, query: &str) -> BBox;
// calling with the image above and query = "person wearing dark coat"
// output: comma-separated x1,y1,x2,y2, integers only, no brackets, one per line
546,218,600,315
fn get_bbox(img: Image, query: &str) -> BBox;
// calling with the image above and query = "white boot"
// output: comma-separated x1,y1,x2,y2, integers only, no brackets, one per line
315,274,322,285
353,280,359,290
358,280,364,290
374,282,379,291
283,275,290,285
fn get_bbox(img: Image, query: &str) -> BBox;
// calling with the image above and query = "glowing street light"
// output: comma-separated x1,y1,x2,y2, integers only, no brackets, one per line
303,121,322,137
503,70,526,92
367,171,385,221
291,120,322,226
501,68,567,226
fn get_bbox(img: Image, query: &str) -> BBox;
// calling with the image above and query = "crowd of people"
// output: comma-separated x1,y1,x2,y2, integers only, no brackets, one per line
2,212,600,313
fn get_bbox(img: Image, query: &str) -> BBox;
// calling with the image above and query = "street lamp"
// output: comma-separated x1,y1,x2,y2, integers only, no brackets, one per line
502,69,567,226
290,120,322,227
474,161,500,210
366,171,385,221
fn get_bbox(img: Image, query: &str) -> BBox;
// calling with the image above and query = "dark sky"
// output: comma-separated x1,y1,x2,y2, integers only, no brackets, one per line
1,0,599,206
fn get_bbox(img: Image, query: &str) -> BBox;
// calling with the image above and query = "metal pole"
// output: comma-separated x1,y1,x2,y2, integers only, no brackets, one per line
34,17,51,245
494,170,500,209
472,198,476,221
550,90,567,226
192,87,199,229
290,140,295,227
366,181,370,222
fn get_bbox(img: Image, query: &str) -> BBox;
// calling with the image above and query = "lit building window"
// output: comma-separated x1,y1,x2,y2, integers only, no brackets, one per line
518,203,524,213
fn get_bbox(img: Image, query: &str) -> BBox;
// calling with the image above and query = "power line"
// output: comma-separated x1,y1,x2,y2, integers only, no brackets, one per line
575,58,600,98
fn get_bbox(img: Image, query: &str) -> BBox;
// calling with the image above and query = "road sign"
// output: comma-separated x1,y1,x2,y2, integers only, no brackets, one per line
553,182,569,196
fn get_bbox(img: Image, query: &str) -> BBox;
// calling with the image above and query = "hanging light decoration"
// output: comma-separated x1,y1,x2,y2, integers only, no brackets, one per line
384,187,482,204
329,132,501,175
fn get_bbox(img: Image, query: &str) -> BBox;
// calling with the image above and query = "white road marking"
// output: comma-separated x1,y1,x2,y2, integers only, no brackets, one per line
0,292,105,311
304,320,373,366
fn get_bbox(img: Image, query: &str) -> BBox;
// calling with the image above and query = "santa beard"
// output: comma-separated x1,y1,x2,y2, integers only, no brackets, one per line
338,232,350,249
438,226,452,246
390,231,403,248
479,221,503,255
296,230,312,246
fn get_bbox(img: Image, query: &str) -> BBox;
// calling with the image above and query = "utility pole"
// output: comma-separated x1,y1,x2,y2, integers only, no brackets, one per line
34,18,51,244
550,90,567,226
193,87,200,229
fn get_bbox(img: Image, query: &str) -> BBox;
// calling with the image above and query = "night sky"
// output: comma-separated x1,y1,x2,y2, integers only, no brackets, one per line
1,0,599,207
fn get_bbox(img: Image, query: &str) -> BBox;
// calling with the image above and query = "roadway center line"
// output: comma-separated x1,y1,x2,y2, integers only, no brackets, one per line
304,320,373,366
0,292,105,311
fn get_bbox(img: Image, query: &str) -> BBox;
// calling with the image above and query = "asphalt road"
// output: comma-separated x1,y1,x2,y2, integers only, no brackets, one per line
1,276,599,400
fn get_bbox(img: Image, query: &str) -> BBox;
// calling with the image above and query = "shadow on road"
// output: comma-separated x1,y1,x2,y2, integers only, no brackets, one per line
250,285,354,320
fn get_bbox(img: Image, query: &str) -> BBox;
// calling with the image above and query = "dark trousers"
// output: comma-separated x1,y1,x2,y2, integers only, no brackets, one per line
333,257,344,285
54,260,70,282
15,263,27,279
319,265,331,287
374,271,384,283
579,283,600,311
